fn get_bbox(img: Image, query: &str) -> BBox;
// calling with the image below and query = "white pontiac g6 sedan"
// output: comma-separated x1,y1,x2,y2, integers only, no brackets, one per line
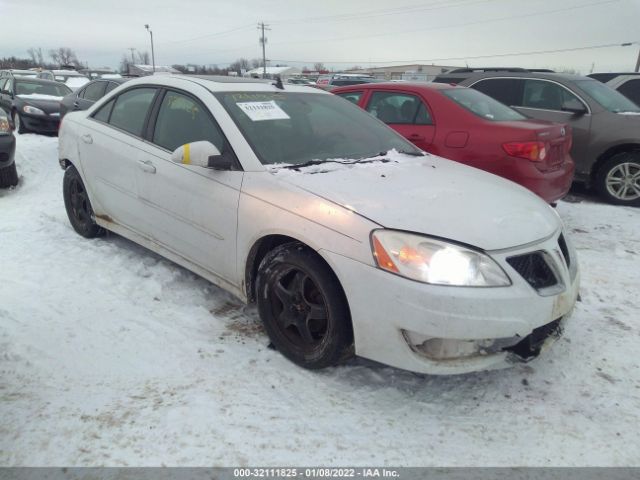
58,75,580,375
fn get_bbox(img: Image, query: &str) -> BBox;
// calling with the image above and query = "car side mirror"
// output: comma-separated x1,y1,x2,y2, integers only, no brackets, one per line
171,141,232,170
561,99,587,115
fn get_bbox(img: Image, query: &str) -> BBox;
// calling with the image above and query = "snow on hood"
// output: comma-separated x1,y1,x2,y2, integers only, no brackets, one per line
271,151,560,251
17,94,64,102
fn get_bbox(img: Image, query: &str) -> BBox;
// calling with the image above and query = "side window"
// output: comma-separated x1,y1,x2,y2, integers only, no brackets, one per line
83,81,107,102
365,91,433,125
152,90,226,153
0,79,6,92
618,79,640,106
336,91,363,105
93,99,114,123
522,80,582,111
108,88,157,136
472,78,522,106
105,82,119,94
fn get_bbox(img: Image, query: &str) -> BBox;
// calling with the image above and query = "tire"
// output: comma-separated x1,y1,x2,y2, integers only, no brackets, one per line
0,162,18,188
595,151,640,206
63,165,105,238
12,110,27,134
256,242,353,369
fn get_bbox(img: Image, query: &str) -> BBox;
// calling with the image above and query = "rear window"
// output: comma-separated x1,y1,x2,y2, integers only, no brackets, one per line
574,79,640,113
443,87,526,121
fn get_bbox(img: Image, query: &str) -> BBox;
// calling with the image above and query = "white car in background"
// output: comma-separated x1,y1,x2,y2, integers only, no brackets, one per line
37,69,90,91
58,75,579,375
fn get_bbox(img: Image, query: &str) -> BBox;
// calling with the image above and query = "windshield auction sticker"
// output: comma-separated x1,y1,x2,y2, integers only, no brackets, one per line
237,101,290,121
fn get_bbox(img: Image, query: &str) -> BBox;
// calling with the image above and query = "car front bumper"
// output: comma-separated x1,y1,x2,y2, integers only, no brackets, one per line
322,229,579,375
21,113,60,134
0,133,16,168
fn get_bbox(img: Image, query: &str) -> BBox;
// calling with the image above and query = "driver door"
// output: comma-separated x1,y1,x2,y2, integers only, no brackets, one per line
133,88,243,284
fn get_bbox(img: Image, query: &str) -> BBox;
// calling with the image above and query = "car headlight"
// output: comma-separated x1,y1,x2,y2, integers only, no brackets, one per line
23,105,45,115
0,116,10,135
371,230,511,287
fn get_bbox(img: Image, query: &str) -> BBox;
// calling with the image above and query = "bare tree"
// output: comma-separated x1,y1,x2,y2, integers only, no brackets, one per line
49,47,80,67
27,47,44,66
120,54,132,74
136,51,150,65
313,62,326,72
229,58,250,74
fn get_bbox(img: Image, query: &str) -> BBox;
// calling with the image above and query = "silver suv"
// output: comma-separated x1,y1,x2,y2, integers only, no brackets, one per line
434,69,640,206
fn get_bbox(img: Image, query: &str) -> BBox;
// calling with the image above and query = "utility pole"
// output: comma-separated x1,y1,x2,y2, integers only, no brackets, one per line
636,47,640,72
258,22,270,78
145,24,156,73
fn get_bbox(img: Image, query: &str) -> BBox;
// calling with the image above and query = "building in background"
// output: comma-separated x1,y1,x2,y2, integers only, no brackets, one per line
344,64,460,81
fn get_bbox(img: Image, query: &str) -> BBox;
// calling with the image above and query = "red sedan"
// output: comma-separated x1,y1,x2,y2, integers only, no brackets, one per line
332,82,574,204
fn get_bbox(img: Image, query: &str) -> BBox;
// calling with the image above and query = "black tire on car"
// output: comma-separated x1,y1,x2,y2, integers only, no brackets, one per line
595,151,640,206
12,110,27,134
0,162,18,188
63,165,105,238
256,242,353,369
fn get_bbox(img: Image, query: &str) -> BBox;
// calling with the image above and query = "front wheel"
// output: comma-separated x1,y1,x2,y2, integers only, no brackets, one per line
0,162,18,188
595,152,640,206
12,110,27,134
256,243,353,369
63,165,105,238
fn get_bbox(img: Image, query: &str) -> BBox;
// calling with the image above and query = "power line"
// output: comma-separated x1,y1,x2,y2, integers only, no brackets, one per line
270,0,497,25
157,23,255,46
268,0,619,47
271,41,639,66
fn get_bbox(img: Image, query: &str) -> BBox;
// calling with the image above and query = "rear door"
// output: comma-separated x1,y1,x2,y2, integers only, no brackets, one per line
616,78,640,106
78,86,159,229
76,81,107,111
363,90,435,150
472,77,591,172
133,88,243,283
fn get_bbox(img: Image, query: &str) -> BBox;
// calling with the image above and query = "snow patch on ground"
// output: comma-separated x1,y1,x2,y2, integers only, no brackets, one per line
1,134,639,466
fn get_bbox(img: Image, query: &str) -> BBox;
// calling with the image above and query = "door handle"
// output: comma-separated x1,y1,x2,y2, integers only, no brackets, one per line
73,101,80,109
81,134,93,144
137,160,156,174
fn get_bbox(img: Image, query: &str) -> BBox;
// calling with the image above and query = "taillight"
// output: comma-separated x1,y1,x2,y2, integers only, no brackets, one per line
502,141,548,162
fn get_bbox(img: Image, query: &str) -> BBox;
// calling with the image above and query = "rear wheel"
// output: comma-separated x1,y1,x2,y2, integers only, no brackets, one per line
63,165,104,238
595,152,640,206
256,243,353,369
0,162,18,188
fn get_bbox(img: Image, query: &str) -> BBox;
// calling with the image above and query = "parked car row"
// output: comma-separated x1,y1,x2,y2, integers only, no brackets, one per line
333,82,574,204
58,74,580,375
432,69,640,206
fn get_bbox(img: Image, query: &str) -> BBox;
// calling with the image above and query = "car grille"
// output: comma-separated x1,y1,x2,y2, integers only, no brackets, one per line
507,252,557,290
558,233,570,268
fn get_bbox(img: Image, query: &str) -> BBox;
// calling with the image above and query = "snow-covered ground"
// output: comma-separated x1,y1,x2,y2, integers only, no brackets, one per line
1,134,639,466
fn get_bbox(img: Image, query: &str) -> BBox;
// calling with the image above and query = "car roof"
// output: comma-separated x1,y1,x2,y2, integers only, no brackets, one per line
122,74,330,94
333,81,458,91
436,70,591,83
13,77,65,85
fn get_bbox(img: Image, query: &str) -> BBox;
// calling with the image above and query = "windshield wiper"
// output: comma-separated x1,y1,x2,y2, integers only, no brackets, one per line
378,149,426,157
280,157,392,170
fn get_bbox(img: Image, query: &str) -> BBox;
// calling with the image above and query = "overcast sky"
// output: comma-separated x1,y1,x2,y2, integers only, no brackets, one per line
1,0,639,73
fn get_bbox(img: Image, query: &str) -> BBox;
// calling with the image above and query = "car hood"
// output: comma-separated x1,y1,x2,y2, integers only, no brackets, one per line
17,94,63,114
271,152,560,251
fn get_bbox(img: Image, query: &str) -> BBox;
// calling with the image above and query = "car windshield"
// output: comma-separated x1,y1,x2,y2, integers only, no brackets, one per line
574,79,640,113
15,81,72,97
442,87,526,121
216,91,421,165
